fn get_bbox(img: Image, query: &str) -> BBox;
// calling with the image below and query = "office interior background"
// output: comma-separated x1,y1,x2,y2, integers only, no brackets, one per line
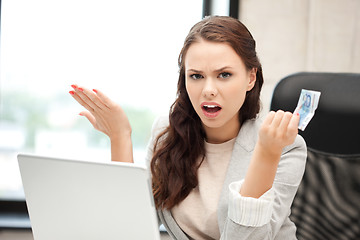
0,0,359,239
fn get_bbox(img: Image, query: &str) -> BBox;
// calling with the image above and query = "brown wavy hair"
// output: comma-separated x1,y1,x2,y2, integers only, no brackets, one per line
150,16,264,209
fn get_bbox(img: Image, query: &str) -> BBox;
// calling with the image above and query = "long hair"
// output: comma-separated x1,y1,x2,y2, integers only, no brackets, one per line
151,16,264,209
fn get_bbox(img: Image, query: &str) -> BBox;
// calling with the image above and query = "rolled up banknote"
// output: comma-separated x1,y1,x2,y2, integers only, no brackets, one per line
294,89,321,131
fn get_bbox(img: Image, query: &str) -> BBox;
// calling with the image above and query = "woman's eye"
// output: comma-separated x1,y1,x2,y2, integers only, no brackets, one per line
219,72,232,79
190,74,203,80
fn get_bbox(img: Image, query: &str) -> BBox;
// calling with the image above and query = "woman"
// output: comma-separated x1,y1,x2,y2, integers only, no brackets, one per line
70,16,307,240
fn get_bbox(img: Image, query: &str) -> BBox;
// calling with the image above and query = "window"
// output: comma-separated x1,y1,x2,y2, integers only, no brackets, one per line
0,0,202,200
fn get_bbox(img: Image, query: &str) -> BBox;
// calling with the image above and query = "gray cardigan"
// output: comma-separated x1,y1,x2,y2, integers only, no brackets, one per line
146,117,307,240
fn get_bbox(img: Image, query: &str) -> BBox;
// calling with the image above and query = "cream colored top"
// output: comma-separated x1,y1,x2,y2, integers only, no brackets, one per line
171,138,236,240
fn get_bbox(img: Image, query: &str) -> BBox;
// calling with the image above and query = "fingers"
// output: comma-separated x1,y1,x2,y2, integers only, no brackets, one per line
79,111,97,129
69,85,130,139
264,110,299,135
278,111,293,132
263,111,276,126
69,88,94,113
92,88,116,108
71,85,108,112
288,112,300,131
260,110,299,151
270,110,285,128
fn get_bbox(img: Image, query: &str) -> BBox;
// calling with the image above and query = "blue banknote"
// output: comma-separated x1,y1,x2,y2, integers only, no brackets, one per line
294,89,321,131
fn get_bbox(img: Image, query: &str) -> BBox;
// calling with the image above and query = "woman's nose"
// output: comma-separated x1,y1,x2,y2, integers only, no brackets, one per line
202,79,218,98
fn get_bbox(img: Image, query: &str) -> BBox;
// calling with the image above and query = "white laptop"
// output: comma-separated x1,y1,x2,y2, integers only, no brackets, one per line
17,154,161,240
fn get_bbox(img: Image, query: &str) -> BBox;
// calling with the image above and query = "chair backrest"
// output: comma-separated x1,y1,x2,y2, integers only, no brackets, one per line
270,72,360,240
270,72,360,155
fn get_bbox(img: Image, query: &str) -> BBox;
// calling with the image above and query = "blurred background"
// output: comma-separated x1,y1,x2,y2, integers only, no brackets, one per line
0,0,359,239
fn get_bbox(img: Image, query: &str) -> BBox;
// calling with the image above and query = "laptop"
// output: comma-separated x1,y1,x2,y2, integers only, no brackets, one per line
17,154,161,240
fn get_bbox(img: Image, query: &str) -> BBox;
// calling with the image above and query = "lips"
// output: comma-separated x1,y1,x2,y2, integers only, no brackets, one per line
201,102,222,118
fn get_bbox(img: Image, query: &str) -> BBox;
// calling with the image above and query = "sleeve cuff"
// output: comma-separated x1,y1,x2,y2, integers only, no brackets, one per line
228,179,275,227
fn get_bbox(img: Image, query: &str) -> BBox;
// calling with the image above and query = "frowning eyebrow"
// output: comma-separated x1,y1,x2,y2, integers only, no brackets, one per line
186,69,203,73
186,66,233,73
214,66,233,72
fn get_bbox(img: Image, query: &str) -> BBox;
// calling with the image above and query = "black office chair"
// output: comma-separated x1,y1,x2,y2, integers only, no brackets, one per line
270,72,360,240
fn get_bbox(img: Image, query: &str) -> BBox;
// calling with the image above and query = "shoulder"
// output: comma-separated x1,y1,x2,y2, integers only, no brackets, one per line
150,115,169,138
234,118,261,152
145,116,170,164
147,115,170,151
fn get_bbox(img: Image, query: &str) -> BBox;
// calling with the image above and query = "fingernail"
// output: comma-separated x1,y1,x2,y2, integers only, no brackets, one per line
69,91,75,95
78,88,84,92
93,89,98,93
71,84,77,89
296,113,300,116
79,113,83,116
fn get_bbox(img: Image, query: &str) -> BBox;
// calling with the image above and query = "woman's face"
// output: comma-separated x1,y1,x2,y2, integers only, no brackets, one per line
185,39,256,143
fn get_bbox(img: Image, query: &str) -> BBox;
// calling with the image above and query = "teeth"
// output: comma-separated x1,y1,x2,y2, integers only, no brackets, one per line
204,105,218,108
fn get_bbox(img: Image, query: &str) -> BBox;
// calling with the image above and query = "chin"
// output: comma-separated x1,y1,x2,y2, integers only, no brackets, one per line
200,118,226,129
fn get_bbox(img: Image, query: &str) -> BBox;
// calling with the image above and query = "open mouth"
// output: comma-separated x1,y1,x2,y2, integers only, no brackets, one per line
202,105,222,113
201,103,222,118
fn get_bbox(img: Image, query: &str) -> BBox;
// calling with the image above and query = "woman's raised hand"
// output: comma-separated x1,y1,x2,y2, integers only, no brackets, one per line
69,85,133,162
240,110,299,198
258,110,299,156
69,85,131,140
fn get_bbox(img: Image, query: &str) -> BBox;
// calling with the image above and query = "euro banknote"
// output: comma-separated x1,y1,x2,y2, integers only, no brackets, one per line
294,89,321,131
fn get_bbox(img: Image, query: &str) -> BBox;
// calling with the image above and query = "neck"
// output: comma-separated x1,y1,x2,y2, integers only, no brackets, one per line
204,123,240,144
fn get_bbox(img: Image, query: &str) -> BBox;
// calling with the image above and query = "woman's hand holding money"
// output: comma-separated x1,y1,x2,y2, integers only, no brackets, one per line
258,110,300,156
240,110,300,198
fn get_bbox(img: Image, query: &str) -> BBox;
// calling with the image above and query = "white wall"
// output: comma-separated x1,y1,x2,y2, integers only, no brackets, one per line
238,0,360,113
